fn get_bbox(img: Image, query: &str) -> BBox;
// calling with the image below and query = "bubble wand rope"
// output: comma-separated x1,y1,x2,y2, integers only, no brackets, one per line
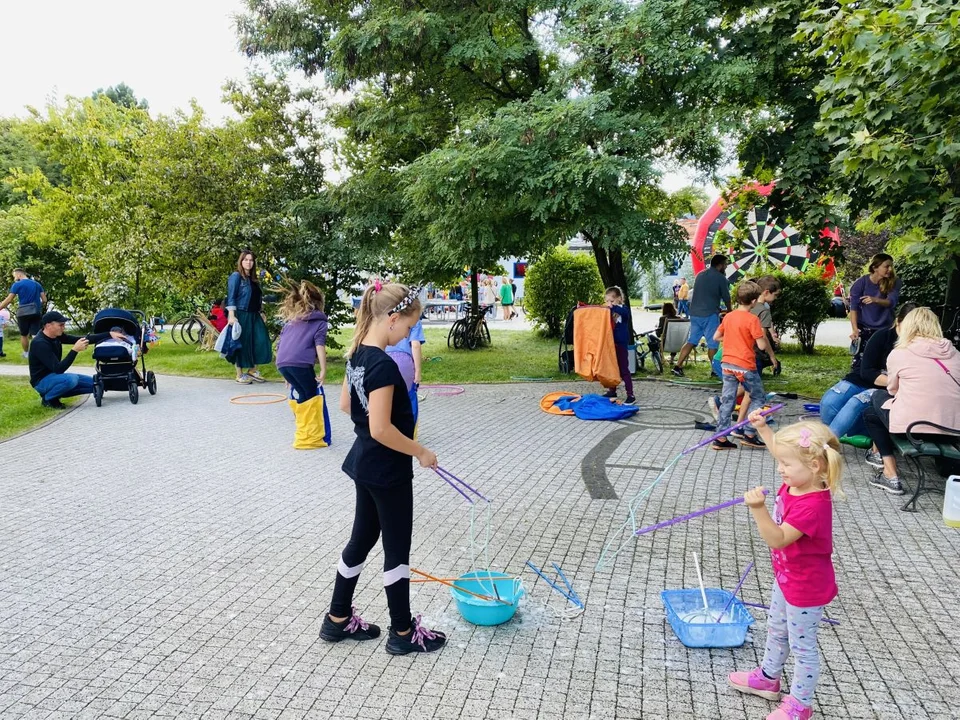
716,561,755,623
596,404,785,570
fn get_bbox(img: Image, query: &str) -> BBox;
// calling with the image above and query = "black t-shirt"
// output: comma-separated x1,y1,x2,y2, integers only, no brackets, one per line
843,325,896,388
342,345,415,486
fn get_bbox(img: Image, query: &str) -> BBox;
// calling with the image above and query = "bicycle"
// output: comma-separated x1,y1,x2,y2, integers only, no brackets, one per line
447,304,493,350
634,330,664,374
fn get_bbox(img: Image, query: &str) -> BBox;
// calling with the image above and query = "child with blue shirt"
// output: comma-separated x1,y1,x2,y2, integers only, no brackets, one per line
603,286,636,405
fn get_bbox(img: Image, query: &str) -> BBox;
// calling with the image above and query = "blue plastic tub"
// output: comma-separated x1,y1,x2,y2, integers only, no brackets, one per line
450,571,524,626
661,588,755,648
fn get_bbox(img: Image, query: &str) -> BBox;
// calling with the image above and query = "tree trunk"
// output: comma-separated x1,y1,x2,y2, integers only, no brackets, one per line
470,268,479,316
584,232,634,338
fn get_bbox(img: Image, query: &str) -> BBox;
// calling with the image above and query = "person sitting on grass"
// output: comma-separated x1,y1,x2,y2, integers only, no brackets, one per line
712,281,768,450
28,311,125,409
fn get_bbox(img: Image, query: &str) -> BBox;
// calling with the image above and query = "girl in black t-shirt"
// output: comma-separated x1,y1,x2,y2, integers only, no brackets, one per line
320,281,447,655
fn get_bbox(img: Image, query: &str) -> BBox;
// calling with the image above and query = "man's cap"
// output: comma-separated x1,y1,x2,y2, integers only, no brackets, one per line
41,311,68,325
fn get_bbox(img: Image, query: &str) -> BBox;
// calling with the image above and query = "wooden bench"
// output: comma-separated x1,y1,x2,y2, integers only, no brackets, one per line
891,421,960,511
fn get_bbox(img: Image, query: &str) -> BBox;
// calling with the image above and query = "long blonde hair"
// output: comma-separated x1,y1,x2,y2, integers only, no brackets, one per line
276,280,324,322
773,420,844,496
348,282,422,357
895,306,942,348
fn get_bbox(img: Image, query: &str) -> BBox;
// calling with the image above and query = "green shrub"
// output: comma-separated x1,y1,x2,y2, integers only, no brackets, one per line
895,260,948,309
524,247,604,337
768,270,832,354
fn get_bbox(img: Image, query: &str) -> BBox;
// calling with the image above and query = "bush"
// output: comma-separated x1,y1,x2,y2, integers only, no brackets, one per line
524,247,604,337
769,270,832,354
895,260,948,309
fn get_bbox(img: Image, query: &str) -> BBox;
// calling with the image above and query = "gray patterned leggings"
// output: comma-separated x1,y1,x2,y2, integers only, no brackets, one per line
761,580,824,707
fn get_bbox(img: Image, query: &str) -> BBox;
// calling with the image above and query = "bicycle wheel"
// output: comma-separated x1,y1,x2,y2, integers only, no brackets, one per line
449,319,467,349
169,317,188,344
465,322,479,349
479,319,491,346
652,349,664,374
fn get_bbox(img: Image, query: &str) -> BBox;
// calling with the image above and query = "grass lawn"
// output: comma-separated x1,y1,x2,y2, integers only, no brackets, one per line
2,327,849,397
0,376,79,441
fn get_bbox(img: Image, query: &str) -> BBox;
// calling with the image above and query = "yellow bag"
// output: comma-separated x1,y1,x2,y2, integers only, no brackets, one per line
288,387,331,449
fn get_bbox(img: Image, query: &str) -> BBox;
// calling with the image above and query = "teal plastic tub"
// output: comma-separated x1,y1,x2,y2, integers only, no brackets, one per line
450,571,524,626
661,588,755,648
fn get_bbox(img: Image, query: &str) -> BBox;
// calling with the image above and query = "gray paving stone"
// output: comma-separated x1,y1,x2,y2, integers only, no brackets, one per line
0,375,957,718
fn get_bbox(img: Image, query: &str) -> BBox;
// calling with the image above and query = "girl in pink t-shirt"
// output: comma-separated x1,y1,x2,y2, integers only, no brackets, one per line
729,413,844,720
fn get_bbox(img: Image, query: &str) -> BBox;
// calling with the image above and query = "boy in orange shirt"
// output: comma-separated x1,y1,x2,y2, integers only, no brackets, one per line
712,281,768,450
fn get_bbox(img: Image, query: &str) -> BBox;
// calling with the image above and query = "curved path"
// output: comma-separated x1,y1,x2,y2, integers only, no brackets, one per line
0,373,957,719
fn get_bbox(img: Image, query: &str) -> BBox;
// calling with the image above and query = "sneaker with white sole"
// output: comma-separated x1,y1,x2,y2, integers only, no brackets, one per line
728,667,781,702
249,371,266,383
766,694,813,720
869,472,904,495
671,366,685,377
864,450,884,468
236,374,253,384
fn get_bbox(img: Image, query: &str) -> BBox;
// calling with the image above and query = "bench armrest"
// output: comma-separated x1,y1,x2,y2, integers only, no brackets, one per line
905,421,960,452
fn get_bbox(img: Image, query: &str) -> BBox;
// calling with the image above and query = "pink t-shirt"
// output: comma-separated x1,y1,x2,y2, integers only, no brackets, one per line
771,483,837,607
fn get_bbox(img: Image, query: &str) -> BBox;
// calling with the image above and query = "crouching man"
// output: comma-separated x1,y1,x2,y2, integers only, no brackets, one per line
28,311,124,409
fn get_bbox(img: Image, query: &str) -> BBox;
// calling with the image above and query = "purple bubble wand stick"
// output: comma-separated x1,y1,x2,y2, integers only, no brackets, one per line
681,403,785,455
716,561,754,623
634,489,769,536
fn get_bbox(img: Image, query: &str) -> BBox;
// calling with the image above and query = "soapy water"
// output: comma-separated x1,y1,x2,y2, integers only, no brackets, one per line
679,608,732,624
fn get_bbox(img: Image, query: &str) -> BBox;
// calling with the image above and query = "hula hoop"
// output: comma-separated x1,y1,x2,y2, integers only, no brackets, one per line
230,393,287,405
510,376,554,382
668,378,722,387
420,384,465,396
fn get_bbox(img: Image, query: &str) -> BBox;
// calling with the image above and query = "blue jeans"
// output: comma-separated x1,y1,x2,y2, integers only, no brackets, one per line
717,363,766,436
819,380,872,438
677,299,689,317
34,373,94,402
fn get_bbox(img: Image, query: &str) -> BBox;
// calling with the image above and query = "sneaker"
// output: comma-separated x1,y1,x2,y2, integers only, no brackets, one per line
249,371,266,384
22,351,30,359
766,694,813,720
41,398,67,410
712,438,738,451
728,667,781,702
0,352,6,357
869,472,904,495
730,429,747,439
671,366,685,377
864,450,883,468
706,396,719,421
624,396,636,405
603,389,618,399
385,615,447,655
740,435,766,449
319,608,381,643
236,374,253,384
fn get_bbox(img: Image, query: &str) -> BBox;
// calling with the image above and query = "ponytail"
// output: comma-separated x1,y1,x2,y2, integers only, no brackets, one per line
347,282,421,357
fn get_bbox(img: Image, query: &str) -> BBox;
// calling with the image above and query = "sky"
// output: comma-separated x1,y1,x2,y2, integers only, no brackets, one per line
0,0,719,196
1,0,251,122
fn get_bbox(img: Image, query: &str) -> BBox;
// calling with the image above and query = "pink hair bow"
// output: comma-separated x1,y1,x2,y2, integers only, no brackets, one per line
798,428,812,448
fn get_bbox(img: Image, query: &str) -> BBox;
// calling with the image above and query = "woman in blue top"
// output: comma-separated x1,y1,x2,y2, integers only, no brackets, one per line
225,250,273,384
848,253,901,371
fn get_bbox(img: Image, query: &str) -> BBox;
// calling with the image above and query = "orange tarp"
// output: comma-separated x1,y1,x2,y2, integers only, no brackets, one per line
573,306,620,388
540,391,580,415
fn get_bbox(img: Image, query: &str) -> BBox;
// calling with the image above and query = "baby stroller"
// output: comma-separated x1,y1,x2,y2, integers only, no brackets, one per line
91,308,157,406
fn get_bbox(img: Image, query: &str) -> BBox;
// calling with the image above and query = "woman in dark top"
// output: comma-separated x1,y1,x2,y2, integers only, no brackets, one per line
225,250,273,384
819,302,917,438
320,281,447,656
848,253,901,370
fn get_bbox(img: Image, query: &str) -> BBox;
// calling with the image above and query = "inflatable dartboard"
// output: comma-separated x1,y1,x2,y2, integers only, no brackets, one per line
692,183,837,283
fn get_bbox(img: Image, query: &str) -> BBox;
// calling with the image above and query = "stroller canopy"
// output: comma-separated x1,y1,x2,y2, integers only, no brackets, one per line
93,308,142,338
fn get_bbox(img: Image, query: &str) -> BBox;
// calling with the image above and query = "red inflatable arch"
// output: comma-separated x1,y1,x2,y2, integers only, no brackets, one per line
692,182,838,283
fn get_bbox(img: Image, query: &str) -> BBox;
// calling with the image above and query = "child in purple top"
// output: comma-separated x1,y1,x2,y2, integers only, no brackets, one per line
729,413,844,720
275,281,328,403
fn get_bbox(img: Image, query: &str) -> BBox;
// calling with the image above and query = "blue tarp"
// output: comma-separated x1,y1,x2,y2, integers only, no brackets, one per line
552,394,640,421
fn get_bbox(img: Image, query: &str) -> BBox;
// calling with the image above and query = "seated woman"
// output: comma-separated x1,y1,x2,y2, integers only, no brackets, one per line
656,302,679,366
862,307,960,494
820,302,917,439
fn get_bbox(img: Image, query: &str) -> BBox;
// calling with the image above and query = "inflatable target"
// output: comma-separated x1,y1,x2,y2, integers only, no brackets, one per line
692,183,837,283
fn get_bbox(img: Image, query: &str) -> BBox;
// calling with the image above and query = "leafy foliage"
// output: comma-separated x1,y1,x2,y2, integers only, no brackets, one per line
767,269,832,354
523,247,604,337
896,261,949,310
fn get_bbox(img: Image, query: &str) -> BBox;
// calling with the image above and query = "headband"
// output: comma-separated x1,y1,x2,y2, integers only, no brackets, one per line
391,286,421,315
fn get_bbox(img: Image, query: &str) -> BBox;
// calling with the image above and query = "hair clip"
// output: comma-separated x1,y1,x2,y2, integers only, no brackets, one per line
391,286,421,314
373,279,382,293
823,443,830,451
798,428,812,448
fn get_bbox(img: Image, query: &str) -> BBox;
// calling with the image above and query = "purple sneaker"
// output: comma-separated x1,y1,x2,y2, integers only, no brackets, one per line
767,694,813,720
728,667,781,701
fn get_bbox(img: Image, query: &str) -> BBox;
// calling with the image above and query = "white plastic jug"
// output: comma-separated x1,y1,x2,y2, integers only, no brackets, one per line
944,475,960,528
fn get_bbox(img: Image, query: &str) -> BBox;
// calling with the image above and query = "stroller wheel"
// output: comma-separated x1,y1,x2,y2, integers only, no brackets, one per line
93,379,103,407
128,381,139,405
147,371,157,395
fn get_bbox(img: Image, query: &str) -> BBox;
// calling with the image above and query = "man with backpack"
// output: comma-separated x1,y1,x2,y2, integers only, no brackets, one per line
0,268,47,359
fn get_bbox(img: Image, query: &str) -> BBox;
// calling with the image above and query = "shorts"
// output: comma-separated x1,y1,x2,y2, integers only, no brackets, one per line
17,314,41,337
687,314,720,350
501,303,513,308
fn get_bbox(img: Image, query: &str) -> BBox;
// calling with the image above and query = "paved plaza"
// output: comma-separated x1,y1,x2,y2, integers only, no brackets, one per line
1,374,958,719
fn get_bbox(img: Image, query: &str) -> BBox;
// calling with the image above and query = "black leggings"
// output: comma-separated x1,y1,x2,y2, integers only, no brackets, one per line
278,365,318,403
330,480,413,632
862,390,952,458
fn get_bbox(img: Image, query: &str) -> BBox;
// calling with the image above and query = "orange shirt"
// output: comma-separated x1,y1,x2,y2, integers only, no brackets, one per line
717,308,764,371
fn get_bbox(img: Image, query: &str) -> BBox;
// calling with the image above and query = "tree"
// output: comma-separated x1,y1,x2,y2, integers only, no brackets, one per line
92,83,149,110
